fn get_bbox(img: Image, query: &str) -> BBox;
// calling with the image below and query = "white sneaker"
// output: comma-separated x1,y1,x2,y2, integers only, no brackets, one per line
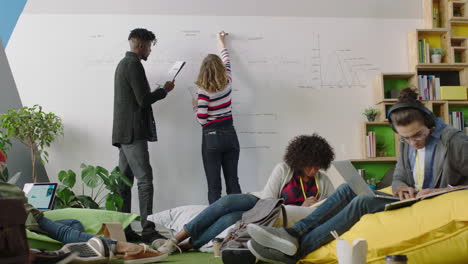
155,238,182,254
151,238,167,250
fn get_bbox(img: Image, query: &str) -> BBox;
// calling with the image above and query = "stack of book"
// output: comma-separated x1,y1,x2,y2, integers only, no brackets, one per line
418,75,441,100
418,39,430,63
366,132,376,158
449,112,465,131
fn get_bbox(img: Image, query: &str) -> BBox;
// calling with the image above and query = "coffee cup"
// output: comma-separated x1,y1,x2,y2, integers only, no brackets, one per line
212,238,223,257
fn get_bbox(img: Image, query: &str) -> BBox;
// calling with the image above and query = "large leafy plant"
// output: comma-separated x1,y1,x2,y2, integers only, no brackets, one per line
0,105,63,182
55,164,132,211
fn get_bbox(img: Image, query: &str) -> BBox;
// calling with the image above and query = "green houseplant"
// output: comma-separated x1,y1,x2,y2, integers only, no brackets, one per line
362,107,380,122
376,142,387,157
430,48,446,63
366,177,378,190
55,164,132,211
0,105,63,182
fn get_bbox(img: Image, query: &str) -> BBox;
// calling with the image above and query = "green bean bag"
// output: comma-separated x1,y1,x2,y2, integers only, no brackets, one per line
27,208,139,250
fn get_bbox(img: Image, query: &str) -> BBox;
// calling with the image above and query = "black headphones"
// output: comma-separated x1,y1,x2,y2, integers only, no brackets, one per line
387,102,436,132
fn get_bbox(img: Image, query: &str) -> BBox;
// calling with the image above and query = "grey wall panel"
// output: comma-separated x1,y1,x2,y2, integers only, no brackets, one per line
0,37,48,187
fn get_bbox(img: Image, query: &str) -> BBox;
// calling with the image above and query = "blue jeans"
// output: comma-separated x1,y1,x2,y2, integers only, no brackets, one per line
202,125,241,204
184,193,259,248
288,184,389,258
37,217,115,245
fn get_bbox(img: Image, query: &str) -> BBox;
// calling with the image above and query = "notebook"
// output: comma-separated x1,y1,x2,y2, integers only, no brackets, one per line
23,182,58,210
384,185,468,211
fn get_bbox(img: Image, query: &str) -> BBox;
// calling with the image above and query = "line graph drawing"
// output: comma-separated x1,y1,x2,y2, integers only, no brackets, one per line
297,33,380,89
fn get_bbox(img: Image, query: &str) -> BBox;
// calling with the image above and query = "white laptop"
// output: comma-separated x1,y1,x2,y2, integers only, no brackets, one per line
23,182,58,210
333,160,399,201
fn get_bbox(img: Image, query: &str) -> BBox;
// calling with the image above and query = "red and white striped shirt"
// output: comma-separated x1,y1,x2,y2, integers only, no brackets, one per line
196,48,233,127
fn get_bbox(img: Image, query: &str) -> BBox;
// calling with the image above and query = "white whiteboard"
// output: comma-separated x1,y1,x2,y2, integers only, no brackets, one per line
7,14,421,212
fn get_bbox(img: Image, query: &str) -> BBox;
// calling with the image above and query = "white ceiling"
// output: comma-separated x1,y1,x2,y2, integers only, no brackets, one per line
24,0,422,19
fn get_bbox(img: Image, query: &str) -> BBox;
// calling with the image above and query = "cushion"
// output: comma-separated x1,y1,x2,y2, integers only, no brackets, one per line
27,208,139,250
300,190,468,264
148,205,207,236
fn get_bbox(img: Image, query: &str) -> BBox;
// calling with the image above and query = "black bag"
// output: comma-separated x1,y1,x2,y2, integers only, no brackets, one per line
221,199,287,264
0,198,29,264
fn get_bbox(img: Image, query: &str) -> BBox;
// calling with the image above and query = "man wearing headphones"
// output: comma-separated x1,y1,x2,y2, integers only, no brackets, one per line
244,88,468,264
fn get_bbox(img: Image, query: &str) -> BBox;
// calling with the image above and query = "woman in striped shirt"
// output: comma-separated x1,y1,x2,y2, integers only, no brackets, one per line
192,31,241,204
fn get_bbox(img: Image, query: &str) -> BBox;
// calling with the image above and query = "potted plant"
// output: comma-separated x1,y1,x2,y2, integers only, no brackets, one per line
454,6,463,17
430,48,446,63
0,105,63,182
376,142,387,157
55,164,132,211
362,107,380,122
366,177,378,190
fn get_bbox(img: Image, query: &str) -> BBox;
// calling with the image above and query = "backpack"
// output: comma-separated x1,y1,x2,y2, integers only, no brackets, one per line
0,198,29,264
220,198,287,264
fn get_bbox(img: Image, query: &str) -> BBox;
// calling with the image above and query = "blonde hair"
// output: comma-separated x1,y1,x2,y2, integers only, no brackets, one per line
195,54,228,93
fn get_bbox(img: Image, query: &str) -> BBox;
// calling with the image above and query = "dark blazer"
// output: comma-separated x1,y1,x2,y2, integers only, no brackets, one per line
112,52,167,147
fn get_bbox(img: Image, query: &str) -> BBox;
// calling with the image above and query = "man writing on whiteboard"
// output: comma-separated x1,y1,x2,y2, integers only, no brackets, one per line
112,28,174,244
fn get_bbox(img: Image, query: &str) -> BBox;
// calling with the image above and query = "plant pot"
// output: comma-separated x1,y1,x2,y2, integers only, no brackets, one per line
431,54,442,63
366,114,377,122
377,152,387,157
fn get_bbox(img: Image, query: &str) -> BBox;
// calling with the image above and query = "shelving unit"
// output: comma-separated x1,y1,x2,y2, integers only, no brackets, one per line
373,73,417,104
360,122,399,159
352,0,468,183
351,160,398,182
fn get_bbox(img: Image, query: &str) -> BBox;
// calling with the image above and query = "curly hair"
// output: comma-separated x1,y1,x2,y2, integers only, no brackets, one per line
284,134,335,172
128,28,157,44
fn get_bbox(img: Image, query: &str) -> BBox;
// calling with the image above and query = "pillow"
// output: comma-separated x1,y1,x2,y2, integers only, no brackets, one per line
147,205,208,236
300,190,468,264
27,208,139,250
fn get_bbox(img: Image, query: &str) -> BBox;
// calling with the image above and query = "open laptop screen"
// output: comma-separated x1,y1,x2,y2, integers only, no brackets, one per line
23,183,57,210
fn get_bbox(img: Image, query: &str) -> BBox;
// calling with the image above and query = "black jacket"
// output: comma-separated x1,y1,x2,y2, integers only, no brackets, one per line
112,52,167,147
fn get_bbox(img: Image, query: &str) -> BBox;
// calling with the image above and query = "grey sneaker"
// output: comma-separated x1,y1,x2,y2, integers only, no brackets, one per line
247,240,297,264
246,224,299,256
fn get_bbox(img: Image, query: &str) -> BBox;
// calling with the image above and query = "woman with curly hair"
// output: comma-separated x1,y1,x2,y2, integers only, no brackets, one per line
157,134,336,254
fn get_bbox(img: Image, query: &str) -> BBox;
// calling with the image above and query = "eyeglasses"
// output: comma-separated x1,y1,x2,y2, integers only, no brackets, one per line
399,128,428,143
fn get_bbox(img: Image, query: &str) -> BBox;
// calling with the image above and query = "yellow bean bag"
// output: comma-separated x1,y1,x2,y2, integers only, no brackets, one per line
300,190,468,264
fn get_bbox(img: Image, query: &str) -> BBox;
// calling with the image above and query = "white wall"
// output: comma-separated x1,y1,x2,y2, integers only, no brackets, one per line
6,2,423,213
0,37,49,186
